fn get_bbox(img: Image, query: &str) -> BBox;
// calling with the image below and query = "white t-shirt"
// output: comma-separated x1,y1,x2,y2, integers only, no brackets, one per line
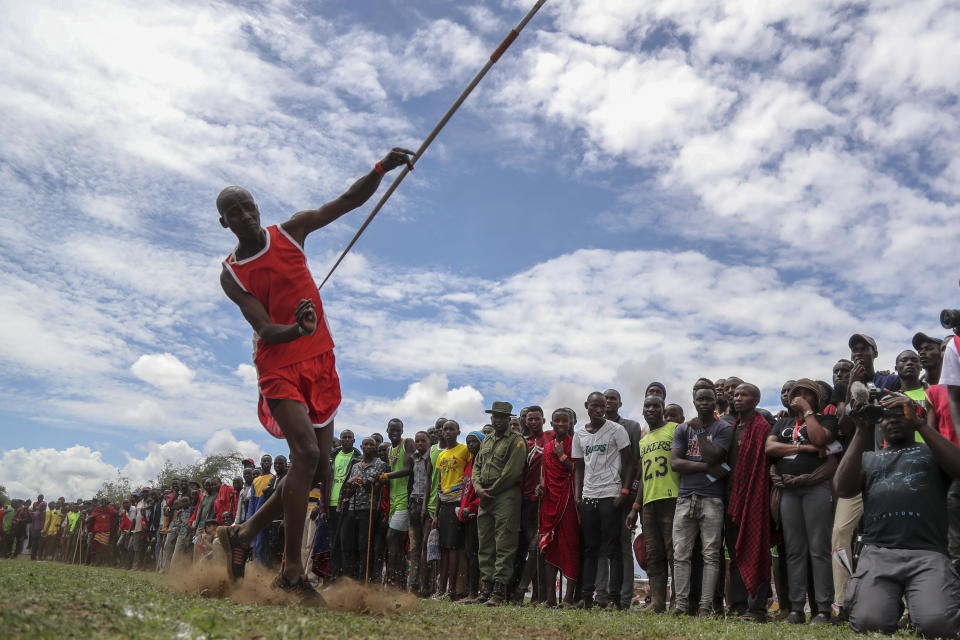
572,420,631,499
942,336,960,387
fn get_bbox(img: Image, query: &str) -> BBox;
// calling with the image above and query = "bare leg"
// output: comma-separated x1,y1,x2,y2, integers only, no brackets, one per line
437,548,450,594
545,565,558,607
386,529,406,588
446,549,460,595
237,399,320,583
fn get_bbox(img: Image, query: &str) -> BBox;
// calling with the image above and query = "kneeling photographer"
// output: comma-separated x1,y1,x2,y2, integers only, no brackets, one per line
834,390,960,636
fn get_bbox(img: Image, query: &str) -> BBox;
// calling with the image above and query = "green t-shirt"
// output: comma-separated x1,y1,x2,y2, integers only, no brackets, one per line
427,443,442,516
67,511,80,532
330,450,353,507
637,422,680,505
388,441,409,513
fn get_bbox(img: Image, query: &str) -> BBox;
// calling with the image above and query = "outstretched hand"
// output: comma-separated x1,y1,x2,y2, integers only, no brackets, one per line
295,298,316,335
380,147,416,172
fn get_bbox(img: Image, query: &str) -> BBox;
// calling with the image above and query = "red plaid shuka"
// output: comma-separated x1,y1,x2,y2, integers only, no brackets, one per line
727,411,775,598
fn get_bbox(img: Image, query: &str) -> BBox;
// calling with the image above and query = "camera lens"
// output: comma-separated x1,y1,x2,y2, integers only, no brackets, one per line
940,309,960,330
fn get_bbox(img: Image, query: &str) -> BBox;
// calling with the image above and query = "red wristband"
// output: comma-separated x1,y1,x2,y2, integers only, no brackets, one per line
559,454,568,462
374,161,386,175
632,502,643,511
620,487,630,495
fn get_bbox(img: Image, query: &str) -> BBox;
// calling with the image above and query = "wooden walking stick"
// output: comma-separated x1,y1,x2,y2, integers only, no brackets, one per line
364,485,376,584
318,0,548,289
72,528,81,565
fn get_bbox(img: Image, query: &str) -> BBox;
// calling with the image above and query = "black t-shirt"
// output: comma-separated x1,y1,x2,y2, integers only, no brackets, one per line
769,414,839,476
861,443,949,553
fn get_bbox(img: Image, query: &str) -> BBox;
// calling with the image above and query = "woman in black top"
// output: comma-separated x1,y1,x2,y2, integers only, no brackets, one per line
766,378,838,624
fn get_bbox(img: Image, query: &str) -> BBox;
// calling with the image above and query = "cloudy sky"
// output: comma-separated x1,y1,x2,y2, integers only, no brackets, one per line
2,0,958,499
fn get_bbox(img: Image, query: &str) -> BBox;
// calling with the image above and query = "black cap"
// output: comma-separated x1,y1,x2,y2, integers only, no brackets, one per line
912,332,941,351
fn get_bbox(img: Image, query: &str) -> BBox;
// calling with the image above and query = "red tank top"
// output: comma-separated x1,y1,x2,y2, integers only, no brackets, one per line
222,225,334,374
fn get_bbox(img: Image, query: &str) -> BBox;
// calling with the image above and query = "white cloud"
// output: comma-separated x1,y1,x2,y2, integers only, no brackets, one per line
121,440,203,486
130,353,195,393
358,373,485,426
0,446,119,500
234,364,258,386
204,429,262,463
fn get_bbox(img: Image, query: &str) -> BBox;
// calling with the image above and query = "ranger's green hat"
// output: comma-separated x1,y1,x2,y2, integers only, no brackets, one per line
484,401,515,416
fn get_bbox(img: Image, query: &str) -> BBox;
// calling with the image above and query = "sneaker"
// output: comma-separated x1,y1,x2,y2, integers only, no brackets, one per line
273,574,324,607
809,613,831,625
786,611,805,624
216,526,249,583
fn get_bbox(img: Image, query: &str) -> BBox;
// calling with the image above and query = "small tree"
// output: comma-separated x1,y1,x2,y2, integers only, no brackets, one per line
151,453,245,489
94,473,133,503
0,484,9,507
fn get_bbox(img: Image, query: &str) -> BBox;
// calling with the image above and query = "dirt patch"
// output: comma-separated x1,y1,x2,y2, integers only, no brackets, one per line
320,578,418,614
161,552,417,613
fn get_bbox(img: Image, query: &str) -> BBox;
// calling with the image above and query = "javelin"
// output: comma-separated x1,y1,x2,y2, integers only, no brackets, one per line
318,0,548,289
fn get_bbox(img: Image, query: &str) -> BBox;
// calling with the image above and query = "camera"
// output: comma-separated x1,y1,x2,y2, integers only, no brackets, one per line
942,308,960,330
845,382,885,422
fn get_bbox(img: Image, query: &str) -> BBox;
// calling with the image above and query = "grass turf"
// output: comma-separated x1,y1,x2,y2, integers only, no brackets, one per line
0,558,899,639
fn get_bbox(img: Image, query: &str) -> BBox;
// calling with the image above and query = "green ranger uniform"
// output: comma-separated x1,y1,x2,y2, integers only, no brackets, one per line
474,428,527,585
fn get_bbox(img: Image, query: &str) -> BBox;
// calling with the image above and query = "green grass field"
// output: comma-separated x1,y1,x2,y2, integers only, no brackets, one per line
0,559,900,639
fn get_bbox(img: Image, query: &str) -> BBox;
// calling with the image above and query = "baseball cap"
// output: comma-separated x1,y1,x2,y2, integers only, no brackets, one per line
912,332,941,351
848,333,877,351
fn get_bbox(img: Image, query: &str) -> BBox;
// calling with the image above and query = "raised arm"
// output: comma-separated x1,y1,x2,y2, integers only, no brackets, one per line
833,421,867,498
884,392,960,480
281,148,415,245
949,386,960,444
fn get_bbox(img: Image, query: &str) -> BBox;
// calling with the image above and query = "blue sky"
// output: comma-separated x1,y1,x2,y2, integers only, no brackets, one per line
2,0,958,499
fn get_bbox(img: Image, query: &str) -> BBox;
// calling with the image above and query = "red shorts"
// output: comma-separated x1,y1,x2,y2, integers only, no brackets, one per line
257,351,341,439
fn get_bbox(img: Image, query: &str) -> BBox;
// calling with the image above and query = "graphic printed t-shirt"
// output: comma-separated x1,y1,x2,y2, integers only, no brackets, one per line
637,422,680,505
330,450,353,507
770,414,839,475
861,443,949,553
571,420,630,499
436,443,472,503
672,418,734,498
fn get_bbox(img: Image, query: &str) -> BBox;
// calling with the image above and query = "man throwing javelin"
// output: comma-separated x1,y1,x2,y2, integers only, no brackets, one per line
216,147,414,602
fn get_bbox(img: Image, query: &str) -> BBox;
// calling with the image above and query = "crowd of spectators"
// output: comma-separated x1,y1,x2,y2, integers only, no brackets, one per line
3,329,959,637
